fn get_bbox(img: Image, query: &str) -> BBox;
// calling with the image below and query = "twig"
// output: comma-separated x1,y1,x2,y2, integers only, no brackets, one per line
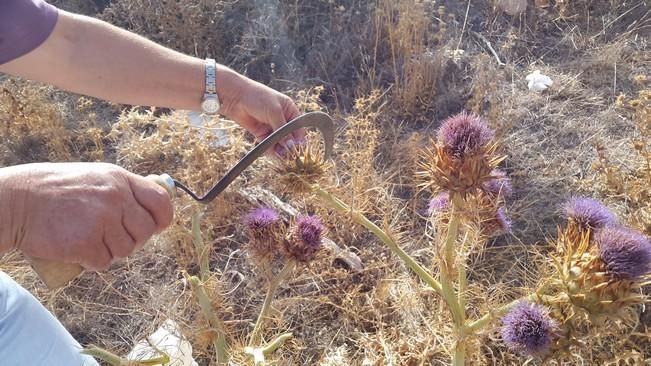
469,30,505,66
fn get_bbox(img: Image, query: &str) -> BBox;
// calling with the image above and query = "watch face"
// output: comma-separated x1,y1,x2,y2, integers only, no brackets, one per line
202,97,220,114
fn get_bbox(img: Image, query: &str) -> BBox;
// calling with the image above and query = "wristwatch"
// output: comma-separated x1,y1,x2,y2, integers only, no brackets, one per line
200,58,220,115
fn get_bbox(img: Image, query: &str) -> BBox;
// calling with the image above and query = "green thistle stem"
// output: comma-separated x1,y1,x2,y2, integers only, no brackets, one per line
452,341,466,366
81,346,170,366
81,347,123,366
249,260,296,347
311,184,443,295
262,332,293,355
187,275,229,365
191,210,210,280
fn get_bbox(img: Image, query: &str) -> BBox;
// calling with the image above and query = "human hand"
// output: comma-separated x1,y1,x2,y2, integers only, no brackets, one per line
0,162,173,271
215,65,305,156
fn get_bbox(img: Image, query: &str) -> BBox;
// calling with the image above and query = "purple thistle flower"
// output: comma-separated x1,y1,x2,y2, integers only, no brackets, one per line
482,169,513,198
296,215,324,248
495,207,512,235
501,301,557,356
286,215,324,262
437,111,495,158
564,197,617,231
596,226,651,281
427,192,450,215
244,207,280,232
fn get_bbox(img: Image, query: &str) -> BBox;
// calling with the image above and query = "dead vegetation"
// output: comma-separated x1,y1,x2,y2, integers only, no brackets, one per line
1,0,650,364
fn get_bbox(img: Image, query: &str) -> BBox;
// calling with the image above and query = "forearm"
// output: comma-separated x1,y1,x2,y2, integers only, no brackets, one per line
0,167,27,255
0,10,243,111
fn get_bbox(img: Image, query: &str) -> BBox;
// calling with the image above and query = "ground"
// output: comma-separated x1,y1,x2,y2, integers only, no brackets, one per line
0,0,650,365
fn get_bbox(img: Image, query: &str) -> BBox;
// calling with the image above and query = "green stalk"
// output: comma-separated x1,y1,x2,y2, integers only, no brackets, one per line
81,347,123,366
248,260,296,347
311,184,443,295
187,275,229,365
261,332,293,355
439,209,464,327
452,341,466,366
191,211,210,280
81,346,169,366
466,298,525,333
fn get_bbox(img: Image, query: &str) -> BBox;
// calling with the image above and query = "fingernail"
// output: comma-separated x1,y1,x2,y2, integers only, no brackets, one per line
296,137,307,145
286,139,296,150
274,144,287,157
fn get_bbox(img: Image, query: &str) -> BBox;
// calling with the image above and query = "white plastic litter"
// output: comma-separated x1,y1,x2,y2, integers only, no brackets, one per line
126,319,198,366
526,70,553,92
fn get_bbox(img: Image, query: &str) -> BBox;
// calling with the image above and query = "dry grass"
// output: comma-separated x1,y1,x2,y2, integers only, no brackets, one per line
1,0,650,365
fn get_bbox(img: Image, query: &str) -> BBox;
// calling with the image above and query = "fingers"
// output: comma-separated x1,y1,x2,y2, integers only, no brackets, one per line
121,202,156,251
127,174,174,232
80,233,112,271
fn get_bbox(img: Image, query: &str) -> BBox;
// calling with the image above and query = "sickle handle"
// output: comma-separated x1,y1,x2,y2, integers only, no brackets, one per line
29,174,176,289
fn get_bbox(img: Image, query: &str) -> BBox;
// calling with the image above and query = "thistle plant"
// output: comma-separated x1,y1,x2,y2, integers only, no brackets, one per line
271,113,513,365
477,197,651,362
243,207,325,365
266,112,651,364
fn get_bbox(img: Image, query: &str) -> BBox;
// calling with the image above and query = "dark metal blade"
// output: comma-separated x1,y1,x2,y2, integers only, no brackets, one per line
174,111,335,203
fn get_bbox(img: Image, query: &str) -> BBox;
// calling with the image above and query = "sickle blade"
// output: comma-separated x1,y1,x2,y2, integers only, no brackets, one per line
174,111,335,203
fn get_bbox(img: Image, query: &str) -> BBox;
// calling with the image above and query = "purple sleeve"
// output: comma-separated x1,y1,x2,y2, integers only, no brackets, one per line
0,0,58,64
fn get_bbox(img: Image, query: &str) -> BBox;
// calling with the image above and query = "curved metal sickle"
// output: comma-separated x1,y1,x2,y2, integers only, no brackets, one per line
173,111,335,203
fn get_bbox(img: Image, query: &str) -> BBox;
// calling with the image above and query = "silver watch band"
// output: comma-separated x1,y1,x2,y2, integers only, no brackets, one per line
205,58,217,94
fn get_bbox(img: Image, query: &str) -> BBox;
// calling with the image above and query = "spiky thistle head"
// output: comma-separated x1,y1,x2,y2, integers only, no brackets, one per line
284,215,324,262
479,206,512,238
437,111,494,158
271,140,330,194
564,197,617,233
243,207,284,265
482,169,513,199
427,191,450,215
596,226,651,281
554,223,650,319
417,112,504,198
501,301,558,356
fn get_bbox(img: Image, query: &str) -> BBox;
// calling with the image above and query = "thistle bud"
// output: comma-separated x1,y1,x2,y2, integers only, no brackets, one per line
481,169,513,199
596,226,651,281
427,192,450,216
243,207,284,264
284,215,324,262
482,206,512,238
501,301,558,356
271,140,330,194
437,111,494,159
564,197,617,233
418,112,504,198
556,223,650,319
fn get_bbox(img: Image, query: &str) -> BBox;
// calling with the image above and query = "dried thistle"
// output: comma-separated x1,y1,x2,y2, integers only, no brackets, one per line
271,140,330,194
418,112,505,199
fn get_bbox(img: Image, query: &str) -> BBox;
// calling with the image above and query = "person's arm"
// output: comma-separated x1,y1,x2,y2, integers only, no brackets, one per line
0,8,303,151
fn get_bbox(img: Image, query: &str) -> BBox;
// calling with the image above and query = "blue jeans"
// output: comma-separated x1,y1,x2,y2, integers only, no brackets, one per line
0,272,99,366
